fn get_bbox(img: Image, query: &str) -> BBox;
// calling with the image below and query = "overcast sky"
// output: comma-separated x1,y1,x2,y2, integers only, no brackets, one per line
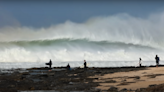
0,0,164,28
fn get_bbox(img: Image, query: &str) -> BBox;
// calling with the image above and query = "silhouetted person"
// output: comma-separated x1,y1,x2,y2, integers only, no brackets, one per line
67,63,70,70
46,59,52,68
84,60,87,68
49,59,52,68
155,55,160,67
139,58,142,67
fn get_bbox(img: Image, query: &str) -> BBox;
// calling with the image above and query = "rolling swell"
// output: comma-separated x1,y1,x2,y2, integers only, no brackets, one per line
0,38,158,50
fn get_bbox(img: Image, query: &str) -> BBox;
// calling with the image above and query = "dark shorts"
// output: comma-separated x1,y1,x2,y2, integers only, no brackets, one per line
156,61,159,65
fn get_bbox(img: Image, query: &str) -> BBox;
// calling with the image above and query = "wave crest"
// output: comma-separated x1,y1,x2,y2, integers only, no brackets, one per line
0,38,158,50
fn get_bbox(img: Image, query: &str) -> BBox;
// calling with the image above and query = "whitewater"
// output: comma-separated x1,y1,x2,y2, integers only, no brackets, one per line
1,12,164,69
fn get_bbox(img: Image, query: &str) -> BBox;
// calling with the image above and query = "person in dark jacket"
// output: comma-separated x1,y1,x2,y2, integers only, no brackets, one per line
139,58,142,67
84,60,87,68
67,63,71,70
155,55,160,67
46,59,52,68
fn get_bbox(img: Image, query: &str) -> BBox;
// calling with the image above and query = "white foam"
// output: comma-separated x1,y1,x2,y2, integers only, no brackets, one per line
0,12,164,67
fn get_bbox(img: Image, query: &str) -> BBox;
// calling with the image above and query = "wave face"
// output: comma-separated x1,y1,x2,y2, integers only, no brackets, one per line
1,12,164,68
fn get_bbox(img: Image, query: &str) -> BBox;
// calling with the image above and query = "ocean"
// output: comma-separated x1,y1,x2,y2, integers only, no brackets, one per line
0,14,164,69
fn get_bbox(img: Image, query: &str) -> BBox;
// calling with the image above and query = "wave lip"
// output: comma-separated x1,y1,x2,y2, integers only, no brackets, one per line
0,38,159,50
1,12,164,50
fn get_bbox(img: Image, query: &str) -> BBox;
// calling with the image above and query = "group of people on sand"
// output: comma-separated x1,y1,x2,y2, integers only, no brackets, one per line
139,55,160,67
66,60,87,70
46,59,87,70
46,55,160,69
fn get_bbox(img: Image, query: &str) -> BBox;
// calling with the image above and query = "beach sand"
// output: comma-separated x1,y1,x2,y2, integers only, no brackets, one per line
90,67,164,91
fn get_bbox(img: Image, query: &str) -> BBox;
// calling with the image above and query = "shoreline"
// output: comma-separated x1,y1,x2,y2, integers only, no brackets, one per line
0,60,162,69
0,66,164,92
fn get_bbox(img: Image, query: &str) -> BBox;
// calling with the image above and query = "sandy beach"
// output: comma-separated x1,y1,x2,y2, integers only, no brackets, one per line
90,66,164,91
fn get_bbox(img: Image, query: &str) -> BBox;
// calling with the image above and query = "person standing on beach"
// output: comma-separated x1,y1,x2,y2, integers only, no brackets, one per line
67,63,71,70
84,60,87,68
155,55,160,67
46,59,52,68
139,58,142,67
49,59,52,68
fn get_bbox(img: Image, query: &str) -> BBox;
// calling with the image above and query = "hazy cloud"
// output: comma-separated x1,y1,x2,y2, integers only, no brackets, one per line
0,8,21,28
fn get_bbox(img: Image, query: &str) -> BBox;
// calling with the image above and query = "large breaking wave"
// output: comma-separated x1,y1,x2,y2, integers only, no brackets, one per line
0,38,158,49
1,12,164,68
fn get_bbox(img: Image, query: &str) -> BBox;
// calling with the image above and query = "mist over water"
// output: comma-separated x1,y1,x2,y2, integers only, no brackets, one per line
1,12,164,68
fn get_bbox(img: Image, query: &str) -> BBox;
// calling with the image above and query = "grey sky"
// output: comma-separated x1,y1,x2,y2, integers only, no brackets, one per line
0,0,164,28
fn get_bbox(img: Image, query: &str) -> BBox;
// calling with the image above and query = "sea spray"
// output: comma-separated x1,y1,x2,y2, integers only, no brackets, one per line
0,12,164,68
